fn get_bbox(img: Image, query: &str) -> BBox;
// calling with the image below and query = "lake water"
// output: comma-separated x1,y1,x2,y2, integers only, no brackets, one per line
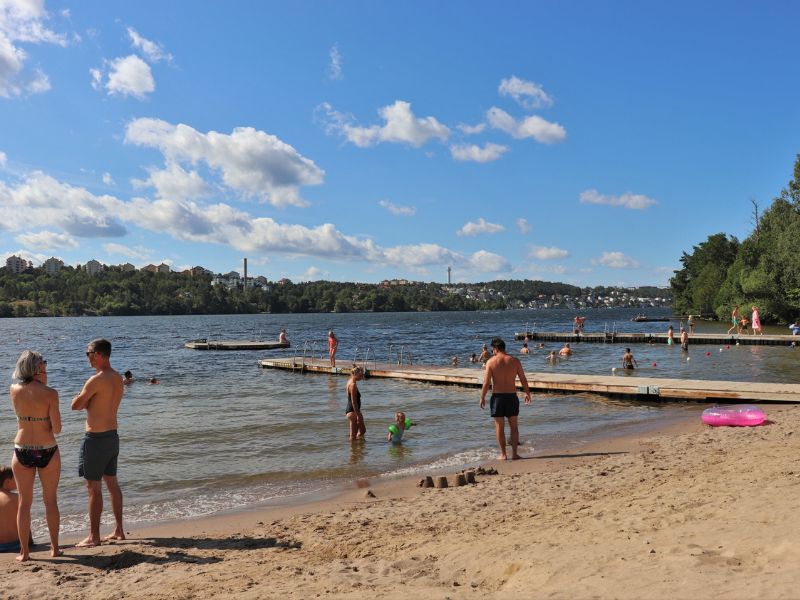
1,308,796,536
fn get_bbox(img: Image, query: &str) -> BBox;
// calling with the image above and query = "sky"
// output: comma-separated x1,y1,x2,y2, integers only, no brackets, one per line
1,0,798,286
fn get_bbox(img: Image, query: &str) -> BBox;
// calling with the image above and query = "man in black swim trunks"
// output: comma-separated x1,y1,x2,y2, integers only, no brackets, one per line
479,337,532,460
71,338,125,547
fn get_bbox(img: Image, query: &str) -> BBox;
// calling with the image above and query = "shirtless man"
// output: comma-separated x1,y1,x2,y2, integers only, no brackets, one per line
559,343,572,357
71,338,125,547
479,338,532,460
680,327,689,351
0,466,31,554
621,348,638,370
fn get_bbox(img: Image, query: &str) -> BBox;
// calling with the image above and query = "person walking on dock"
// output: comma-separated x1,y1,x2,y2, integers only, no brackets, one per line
71,338,125,547
479,338,531,461
727,305,740,335
751,306,763,335
328,331,339,369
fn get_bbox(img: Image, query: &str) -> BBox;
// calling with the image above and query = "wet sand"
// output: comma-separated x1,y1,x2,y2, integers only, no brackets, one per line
2,405,799,599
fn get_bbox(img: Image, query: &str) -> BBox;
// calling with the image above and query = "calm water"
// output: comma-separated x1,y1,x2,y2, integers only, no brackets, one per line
1,308,796,536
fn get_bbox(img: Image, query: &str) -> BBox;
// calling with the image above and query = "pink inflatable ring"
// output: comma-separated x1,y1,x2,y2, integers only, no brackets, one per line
701,405,766,427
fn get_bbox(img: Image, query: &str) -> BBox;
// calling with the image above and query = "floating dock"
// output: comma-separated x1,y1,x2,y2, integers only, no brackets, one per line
514,331,799,347
258,358,800,403
185,339,290,350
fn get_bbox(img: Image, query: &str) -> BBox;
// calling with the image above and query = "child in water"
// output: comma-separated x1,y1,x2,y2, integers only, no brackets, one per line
387,411,414,444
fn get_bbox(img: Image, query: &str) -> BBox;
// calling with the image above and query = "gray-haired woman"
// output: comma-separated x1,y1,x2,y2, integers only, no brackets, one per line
10,350,62,561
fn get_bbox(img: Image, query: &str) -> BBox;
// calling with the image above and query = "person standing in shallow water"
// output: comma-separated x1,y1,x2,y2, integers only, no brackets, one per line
71,338,125,547
479,338,531,461
345,367,366,441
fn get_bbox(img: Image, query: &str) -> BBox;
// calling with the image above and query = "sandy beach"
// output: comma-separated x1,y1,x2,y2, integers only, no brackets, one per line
2,404,799,600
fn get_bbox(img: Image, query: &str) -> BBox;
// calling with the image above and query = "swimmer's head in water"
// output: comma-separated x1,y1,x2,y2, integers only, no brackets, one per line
124,371,132,379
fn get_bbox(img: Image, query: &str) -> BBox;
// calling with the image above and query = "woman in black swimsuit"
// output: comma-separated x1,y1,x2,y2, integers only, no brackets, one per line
10,350,62,561
345,367,366,440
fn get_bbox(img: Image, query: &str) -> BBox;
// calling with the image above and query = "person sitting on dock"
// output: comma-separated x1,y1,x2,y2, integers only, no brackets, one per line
558,343,572,357
621,348,638,370
790,321,800,336
680,327,689,351
520,342,529,354
278,328,288,344
122,371,134,385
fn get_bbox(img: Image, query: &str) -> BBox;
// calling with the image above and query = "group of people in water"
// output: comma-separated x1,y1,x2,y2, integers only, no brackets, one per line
4,339,125,562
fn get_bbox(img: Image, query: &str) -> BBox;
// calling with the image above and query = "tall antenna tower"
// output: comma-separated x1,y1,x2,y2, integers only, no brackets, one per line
447,266,452,285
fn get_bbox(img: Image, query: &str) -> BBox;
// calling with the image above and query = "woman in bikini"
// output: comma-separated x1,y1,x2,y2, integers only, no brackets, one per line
345,367,366,440
10,350,62,561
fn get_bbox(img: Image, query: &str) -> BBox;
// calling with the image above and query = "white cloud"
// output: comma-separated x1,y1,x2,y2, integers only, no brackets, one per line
318,100,450,148
579,188,658,210
103,242,151,261
102,172,114,186
0,171,127,237
515,218,531,234
127,27,172,63
487,107,566,143
457,122,486,135
529,245,569,260
328,44,342,80
469,250,511,273
378,199,416,216
16,230,77,250
301,266,327,281
125,118,324,207
592,251,640,269
89,67,101,89
104,55,155,99
0,150,6,166
457,218,504,237
449,142,508,163
0,0,67,98
498,76,553,109
132,163,211,202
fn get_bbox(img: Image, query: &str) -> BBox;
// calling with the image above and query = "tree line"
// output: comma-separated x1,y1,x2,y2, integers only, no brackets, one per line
671,153,800,323
0,267,662,318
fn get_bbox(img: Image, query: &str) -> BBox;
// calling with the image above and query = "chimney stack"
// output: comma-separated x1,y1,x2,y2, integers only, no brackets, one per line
243,257,248,289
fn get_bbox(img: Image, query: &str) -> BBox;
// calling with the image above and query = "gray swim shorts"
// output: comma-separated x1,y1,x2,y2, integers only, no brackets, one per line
79,430,119,481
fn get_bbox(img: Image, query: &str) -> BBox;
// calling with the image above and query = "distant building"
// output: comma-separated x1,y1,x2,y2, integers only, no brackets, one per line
85,259,105,276
43,257,64,275
121,263,136,272
191,266,212,277
6,255,29,274
157,263,171,274
142,264,158,273
277,278,292,285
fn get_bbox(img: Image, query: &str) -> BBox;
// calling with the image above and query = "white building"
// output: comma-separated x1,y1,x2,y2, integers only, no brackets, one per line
43,257,64,275
86,259,105,276
5,255,29,274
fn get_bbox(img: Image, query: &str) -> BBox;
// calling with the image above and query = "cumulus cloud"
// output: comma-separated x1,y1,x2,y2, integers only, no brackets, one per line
328,44,342,80
529,245,569,260
487,107,566,143
103,55,155,99
103,242,151,261
125,118,324,207
516,218,531,234
592,251,640,269
498,76,554,109
127,27,172,63
0,171,127,237
301,265,327,281
457,122,486,135
579,188,658,210
457,218,504,237
318,100,450,148
449,142,508,163
378,199,416,217
469,250,511,273
16,230,77,250
0,0,67,98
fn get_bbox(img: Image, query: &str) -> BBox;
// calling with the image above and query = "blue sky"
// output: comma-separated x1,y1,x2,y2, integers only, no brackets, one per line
1,1,798,286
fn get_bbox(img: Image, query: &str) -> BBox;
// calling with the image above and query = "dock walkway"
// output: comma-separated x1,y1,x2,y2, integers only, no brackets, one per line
259,358,800,403
186,340,290,350
514,331,799,347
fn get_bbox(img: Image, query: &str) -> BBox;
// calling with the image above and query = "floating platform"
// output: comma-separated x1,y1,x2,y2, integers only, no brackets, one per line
514,331,799,347
258,358,800,403
185,339,290,350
